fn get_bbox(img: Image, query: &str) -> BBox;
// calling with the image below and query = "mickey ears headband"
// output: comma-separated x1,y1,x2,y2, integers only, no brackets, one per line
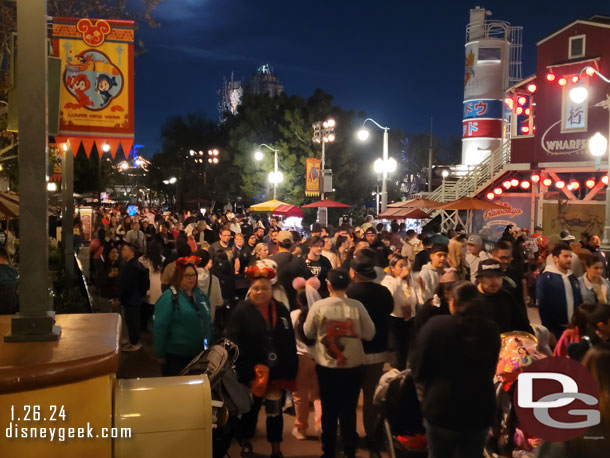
244,265,277,281
176,256,202,267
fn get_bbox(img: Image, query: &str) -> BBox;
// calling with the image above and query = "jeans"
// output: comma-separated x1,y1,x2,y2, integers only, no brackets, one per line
362,362,385,447
316,364,364,458
122,304,141,345
424,419,489,458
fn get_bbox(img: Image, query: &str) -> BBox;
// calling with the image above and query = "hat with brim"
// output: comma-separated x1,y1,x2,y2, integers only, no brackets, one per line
477,259,503,277
350,257,377,280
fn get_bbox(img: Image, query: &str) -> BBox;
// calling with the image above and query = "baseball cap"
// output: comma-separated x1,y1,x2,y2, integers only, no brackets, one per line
277,230,293,243
364,227,377,235
467,234,483,245
350,256,377,280
560,229,575,241
477,259,503,277
430,243,449,254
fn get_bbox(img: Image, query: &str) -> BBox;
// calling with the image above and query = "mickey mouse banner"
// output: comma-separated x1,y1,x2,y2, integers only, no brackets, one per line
52,17,134,158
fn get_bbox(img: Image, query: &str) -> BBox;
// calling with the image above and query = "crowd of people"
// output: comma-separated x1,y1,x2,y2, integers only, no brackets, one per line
53,207,610,457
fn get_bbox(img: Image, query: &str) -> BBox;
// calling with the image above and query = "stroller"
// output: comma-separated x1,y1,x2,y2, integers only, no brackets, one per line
374,368,428,458
485,332,546,458
180,339,253,458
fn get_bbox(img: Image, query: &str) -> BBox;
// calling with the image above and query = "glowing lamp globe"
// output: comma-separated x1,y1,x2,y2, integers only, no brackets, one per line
503,180,512,189
569,87,589,104
387,158,398,173
518,96,527,106
373,159,384,174
602,175,609,185
527,83,537,93
542,178,552,187
103,143,111,153
511,178,519,187
254,151,264,161
589,132,608,157
357,128,370,141
546,73,556,82
558,77,567,86
531,174,540,183
585,179,596,189
486,192,495,200
327,118,336,128
555,180,565,189
585,67,595,77
568,181,580,191
494,187,502,195
520,181,531,190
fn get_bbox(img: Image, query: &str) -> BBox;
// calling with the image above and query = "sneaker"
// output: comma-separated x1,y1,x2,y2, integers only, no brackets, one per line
122,343,143,352
292,427,307,440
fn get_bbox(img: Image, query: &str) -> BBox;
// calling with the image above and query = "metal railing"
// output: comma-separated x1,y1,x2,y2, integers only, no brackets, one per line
422,140,511,226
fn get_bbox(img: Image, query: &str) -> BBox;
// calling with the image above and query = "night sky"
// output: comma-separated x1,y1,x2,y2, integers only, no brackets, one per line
134,0,609,156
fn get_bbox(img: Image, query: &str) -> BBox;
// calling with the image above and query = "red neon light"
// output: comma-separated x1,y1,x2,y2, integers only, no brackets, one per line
521,126,530,134
546,73,556,81
542,178,552,187
516,106,524,115
525,108,531,116
527,83,537,93
558,77,567,86
585,179,596,189
531,174,540,183
571,76,579,83
520,181,531,189
494,187,503,195
518,96,527,105
486,192,495,200
511,178,519,187
503,180,512,189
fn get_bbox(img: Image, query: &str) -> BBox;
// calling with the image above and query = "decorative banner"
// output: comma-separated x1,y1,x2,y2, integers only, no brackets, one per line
543,201,604,241
305,158,321,196
49,143,62,182
52,17,134,158
462,119,503,139
463,99,503,120
78,207,93,242
472,196,531,240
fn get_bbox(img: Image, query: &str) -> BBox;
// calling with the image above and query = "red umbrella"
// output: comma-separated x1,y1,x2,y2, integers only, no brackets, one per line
272,204,304,218
302,199,351,208
387,198,443,209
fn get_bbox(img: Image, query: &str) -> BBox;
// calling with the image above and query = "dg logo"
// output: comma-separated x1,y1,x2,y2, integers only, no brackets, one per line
514,356,600,442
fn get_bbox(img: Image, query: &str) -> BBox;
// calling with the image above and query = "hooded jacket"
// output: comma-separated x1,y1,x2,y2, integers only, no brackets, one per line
418,263,445,303
537,264,582,337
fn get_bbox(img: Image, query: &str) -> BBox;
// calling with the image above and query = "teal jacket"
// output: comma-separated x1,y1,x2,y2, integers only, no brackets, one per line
153,286,212,358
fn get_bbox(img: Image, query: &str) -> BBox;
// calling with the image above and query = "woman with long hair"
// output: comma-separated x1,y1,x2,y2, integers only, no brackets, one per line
579,254,610,305
381,254,419,370
447,234,467,280
224,263,298,458
139,240,164,331
249,242,269,265
333,235,351,268
93,243,122,313
154,256,212,376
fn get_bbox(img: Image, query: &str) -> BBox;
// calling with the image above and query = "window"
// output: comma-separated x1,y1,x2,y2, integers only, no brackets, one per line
569,35,585,59
478,47,501,63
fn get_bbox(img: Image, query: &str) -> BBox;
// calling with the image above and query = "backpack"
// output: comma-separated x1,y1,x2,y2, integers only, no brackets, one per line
179,338,252,417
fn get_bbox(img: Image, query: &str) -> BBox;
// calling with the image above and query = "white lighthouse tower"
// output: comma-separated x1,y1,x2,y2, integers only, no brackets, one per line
462,6,522,165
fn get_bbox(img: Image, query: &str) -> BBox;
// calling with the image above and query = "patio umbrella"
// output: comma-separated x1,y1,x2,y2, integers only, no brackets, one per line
0,192,19,218
273,204,304,218
379,207,430,219
249,199,288,212
301,199,351,208
440,197,505,210
439,197,505,233
387,198,443,209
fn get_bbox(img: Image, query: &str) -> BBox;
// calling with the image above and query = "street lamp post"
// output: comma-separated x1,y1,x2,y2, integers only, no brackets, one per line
358,118,393,213
312,118,336,226
254,144,283,200
570,66,610,250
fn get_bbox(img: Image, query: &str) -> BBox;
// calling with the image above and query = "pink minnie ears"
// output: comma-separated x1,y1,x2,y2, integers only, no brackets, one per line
292,276,321,291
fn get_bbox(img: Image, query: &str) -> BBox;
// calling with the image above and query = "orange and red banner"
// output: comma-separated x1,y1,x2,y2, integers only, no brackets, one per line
52,17,134,158
305,158,321,196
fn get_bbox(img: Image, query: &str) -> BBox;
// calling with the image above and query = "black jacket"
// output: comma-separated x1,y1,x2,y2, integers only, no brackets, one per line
271,251,311,310
476,289,533,334
346,282,394,355
410,314,500,429
94,260,121,299
224,300,298,385
119,257,148,308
